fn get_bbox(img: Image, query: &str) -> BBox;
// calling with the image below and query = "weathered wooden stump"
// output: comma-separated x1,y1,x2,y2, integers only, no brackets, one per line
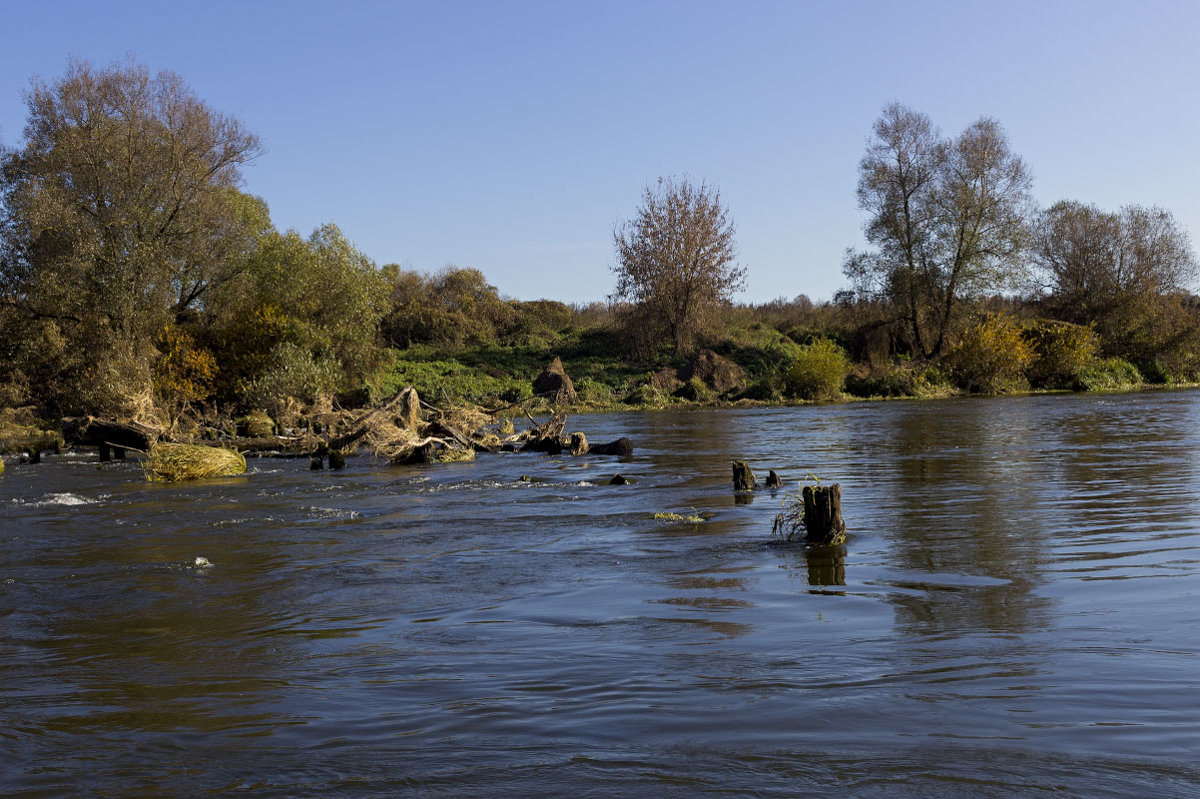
569,432,589,456
732,461,756,492
765,469,783,488
397,386,421,431
802,484,846,544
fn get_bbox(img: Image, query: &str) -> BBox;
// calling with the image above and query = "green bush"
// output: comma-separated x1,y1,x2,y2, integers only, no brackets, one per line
574,377,616,405
624,384,668,407
1022,320,1100,390
1078,357,1142,391
783,338,849,401
375,355,530,405
738,378,782,402
845,364,916,398
246,342,341,415
1137,360,1172,385
676,376,714,403
952,314,1033,394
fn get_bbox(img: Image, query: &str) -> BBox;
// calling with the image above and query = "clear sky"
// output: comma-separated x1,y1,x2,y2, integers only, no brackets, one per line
2,0,1198,304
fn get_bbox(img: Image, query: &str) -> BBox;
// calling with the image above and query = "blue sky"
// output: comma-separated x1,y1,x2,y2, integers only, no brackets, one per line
3,0,1198,304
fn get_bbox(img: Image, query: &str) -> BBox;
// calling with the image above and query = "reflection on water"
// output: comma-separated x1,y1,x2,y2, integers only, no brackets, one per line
2,392,1200,796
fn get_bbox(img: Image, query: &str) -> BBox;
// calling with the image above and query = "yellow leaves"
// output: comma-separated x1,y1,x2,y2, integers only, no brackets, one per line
953,313,1033,394
152,325,217,407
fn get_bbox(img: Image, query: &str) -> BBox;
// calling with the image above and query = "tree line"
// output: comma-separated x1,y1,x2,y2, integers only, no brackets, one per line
1,59,1198,428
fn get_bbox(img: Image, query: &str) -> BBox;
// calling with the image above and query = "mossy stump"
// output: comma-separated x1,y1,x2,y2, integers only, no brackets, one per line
802,484,846,545
732,461,756,492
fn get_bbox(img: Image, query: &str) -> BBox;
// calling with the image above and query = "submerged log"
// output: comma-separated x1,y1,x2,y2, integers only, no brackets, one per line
589,437,634,457
63,417,159,456
802,484,846,545
732,461,756,492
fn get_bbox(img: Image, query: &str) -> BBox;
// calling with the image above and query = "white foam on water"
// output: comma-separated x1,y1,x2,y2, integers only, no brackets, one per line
35,492,96,507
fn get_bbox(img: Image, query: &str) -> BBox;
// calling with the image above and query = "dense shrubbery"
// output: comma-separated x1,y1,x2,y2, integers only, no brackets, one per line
1077,358,1143,391
845,362,950,399
1022,320,1101,390
952,314,1034,394
784,338,850,401
152,327,217,420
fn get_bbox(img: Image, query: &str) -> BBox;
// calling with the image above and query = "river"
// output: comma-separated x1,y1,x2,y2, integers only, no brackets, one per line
2,391,1199,796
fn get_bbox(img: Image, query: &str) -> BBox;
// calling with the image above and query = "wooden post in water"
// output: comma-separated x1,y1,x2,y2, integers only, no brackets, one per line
732,461,756,492
802,484,846,545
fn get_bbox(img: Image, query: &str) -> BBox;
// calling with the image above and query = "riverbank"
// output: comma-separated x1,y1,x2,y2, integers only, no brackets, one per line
4,375,1196,464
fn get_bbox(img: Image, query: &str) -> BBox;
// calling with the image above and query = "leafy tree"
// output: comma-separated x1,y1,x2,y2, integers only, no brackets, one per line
0,57,262,414
380,265,516,350
203,224,389,406
611,176,745,355
845,103,1033,359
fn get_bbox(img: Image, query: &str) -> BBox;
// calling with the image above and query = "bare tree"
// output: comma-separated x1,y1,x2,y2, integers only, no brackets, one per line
845,104,1033,358
1034,200,1197,317
611,176,744,354
1033,200,1198,362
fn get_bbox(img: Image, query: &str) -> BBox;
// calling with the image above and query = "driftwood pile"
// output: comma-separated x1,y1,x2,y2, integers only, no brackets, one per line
314,386,633,466
51,385,633,476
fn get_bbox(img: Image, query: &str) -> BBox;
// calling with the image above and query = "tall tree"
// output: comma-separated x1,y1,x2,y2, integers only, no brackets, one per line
845,104,1033,358
1034,201,1197,318
611,176,744,355
0,58,262,414
1033,200,1198,363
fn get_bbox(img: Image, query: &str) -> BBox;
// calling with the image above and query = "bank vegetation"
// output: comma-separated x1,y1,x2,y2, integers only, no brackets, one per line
2,61,1198,457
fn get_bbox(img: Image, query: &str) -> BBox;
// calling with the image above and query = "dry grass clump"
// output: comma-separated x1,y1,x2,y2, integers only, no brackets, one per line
440,405,492,436
430,445,475,463
236,410,275,438
366,420,418,460
145,443,246,482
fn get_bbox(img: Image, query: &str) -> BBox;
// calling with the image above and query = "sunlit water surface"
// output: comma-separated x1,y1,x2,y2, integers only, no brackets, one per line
3,392,1199,796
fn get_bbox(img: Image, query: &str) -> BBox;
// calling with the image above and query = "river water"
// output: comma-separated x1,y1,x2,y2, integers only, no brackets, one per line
2,392,1199,797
